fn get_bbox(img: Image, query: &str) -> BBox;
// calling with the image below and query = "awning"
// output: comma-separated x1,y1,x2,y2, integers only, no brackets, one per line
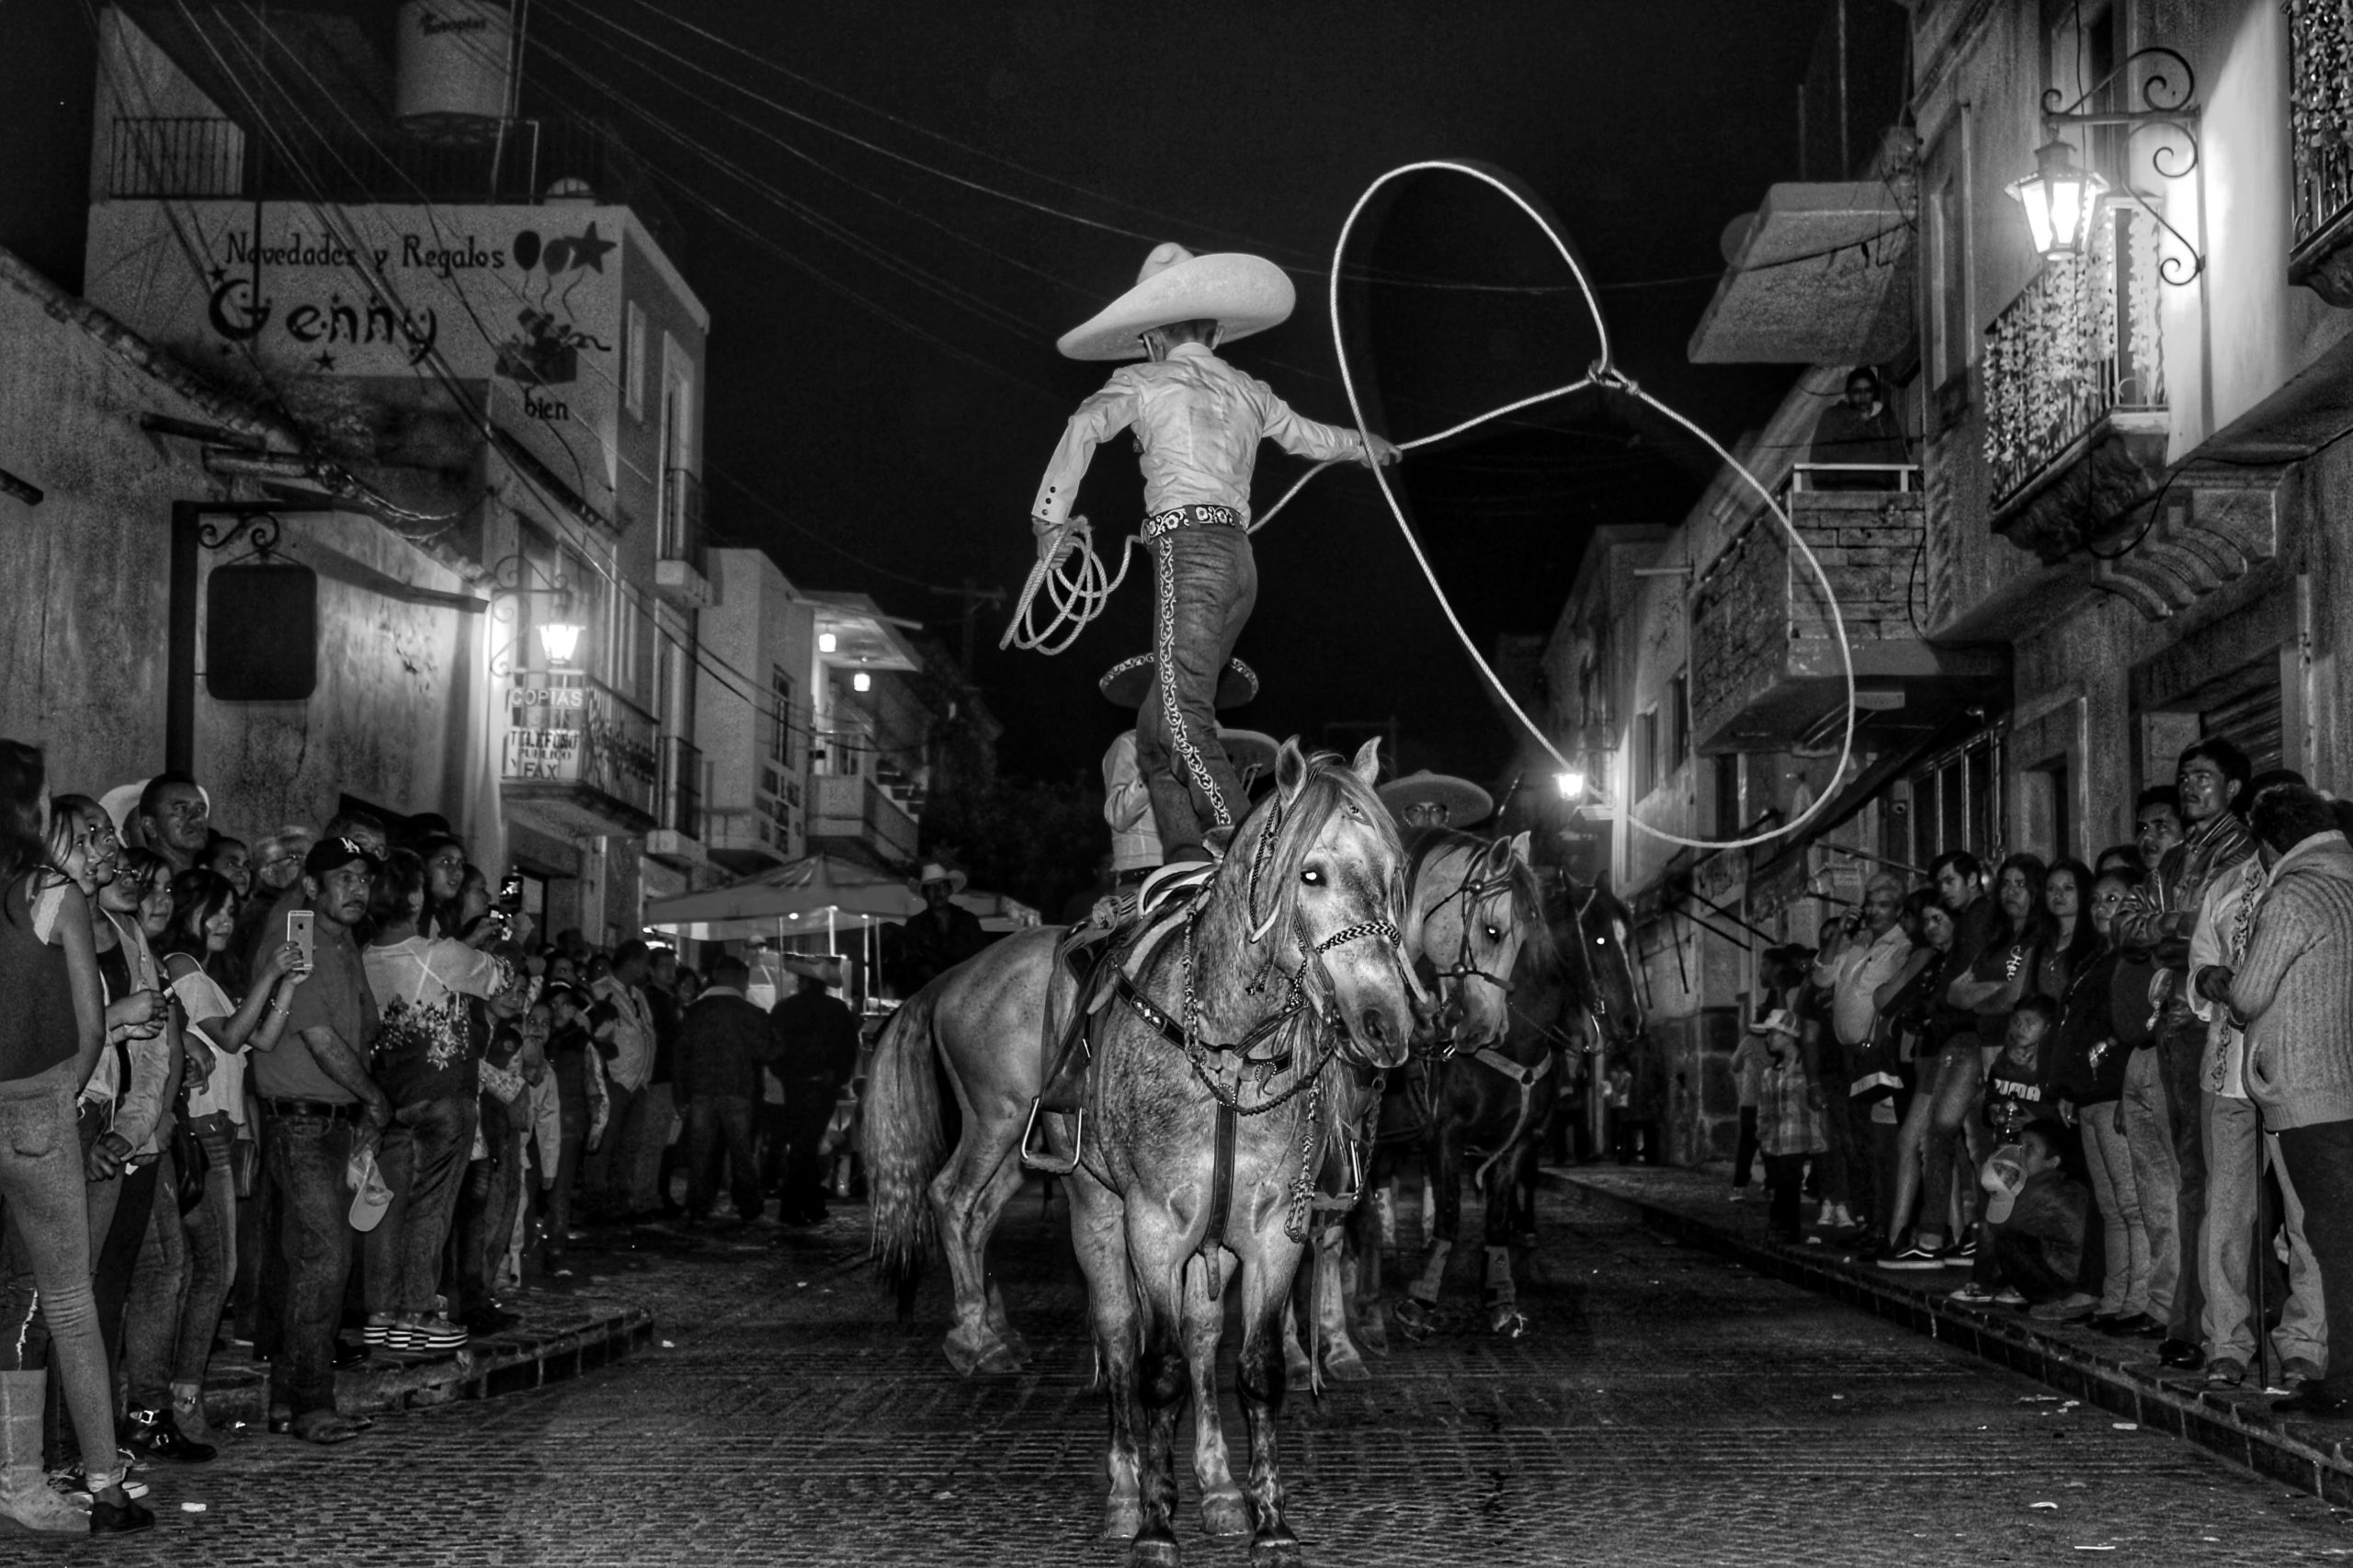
642,852,921,943
1688,181,1915,365
1745,704,1990,892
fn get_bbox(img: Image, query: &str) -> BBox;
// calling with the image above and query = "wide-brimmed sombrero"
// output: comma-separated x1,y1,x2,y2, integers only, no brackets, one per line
1377,770,1495,827
778,952,846,988
1217,729,1280,785
1099,654,1260,710
1057,243,1297,362
912,861,969,894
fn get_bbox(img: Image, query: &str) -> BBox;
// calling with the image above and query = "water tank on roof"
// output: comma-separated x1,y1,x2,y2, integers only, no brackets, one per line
394,0,514,126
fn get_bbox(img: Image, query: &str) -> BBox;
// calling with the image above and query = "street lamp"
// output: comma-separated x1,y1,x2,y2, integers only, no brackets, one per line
538,597,585,667
818,631,838,653
1554,769,1586,801
852,670,872,693
2006,139,2109,262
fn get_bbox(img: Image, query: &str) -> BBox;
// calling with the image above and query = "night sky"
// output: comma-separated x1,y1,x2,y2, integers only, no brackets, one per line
4,0,1821,786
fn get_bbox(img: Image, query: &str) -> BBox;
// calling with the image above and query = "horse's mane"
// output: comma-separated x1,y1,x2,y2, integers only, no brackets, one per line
1222,749,1393,945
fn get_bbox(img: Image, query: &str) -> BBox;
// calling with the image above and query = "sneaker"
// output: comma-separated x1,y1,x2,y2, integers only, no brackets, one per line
363,1313,396,1347
1993,1286,2028,1307
416,1315,470,1352
2028,1291,2100,1323
1728,1189,1747,1203
51,1466,149,1504
1948,1282,1998,1304
1877,1244,1945,1270
1948,1233,1980,1262
2205,1358,2249,1388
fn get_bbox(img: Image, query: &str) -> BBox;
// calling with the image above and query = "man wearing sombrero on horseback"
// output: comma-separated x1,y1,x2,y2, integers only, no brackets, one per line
1030,243,1400,864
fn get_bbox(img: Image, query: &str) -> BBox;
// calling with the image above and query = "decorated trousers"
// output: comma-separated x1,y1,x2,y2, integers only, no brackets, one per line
1135,525,1256,854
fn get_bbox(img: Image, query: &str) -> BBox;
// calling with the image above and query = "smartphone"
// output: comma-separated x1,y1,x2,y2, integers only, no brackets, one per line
497,871,523,915
287,909,315,969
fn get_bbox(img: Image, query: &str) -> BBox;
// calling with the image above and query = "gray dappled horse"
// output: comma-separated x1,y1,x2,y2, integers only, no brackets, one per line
864,740,1421,1566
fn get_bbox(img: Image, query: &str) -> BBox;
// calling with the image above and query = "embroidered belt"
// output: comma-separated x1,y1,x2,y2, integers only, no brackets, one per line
1141,503,1245,540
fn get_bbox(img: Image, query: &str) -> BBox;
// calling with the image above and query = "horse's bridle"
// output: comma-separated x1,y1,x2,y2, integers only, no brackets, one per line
1422,849,1521,999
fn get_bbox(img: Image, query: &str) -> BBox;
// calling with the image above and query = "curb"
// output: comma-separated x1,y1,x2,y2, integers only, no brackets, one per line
197,1305,657,1426
1542,1165,2353,1506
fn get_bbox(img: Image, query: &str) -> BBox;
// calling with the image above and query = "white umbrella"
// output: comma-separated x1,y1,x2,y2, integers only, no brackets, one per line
643,853,923,943
953,889,1042,934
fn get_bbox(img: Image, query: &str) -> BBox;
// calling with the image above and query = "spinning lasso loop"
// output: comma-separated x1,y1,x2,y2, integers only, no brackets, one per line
1005,159,1856,853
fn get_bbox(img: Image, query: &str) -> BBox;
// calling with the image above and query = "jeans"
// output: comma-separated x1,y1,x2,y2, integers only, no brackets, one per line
1762,1153,1807,1239
2120,1046,2183,1324
1730,1107,1758,1188
628,1083,676,1213
0,1062,119,1485
453,1120,519,1319
1991,1221,2098,1303
779,1079,838,1221
2154,1004,2210,1340
1135,525,1257,849
682,1095,762,1221
2080,1106,2152,1318
1817,1040,1872,1223
1917,1041,1987,1246
120,1145,192,1409
2272,1119,2353,1399
365,1096,479,1319
175,1125,235,1389
2202,1093,2324,1370
582,1082,643,1217
261,1109,357,1417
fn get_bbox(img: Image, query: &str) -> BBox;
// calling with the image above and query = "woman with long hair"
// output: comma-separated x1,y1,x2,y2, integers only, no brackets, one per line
2039,858,2103,1004
2055,865,2157,1335
131,869,307,1453
0,749,150,1531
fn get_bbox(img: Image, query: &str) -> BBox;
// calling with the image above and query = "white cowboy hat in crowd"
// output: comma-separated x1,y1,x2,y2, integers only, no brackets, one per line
1057,243,1297,362
913,861,969,895
1098,653,1261,711
1377,770,1495,827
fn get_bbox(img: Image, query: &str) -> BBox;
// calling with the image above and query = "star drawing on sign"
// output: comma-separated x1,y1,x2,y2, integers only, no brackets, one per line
313,350,336,370
208,266,228,286
567,222,615,272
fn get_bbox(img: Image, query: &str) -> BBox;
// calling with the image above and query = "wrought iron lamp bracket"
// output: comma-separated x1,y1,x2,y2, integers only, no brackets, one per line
194,504,286,556
2041,45,2205,285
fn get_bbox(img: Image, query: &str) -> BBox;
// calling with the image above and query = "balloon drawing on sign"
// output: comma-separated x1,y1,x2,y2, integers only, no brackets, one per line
495,225,611,388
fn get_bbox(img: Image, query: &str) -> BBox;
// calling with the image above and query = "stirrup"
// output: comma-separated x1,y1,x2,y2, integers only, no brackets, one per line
1020,1097,1082,1176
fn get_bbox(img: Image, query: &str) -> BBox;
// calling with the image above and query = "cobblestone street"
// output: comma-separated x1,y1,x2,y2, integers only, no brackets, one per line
24,1186,2353,1567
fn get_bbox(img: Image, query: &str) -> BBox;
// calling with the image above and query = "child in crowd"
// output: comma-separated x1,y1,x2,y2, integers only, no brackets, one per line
1756,1004,1824,1244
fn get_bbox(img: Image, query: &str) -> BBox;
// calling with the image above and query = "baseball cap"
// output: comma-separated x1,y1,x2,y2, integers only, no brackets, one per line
304,836,381,880
347,1147,392,1232
1980,1144,2029,1224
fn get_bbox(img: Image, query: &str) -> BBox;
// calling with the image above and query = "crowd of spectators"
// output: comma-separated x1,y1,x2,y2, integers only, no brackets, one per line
0,739,866,1535
1737,738,2353,1419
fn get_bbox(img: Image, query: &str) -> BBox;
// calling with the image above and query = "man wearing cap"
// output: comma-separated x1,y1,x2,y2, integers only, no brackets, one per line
891,864,986,995
1378,770,1494,836
1030,243,1400,859
255,837,392,1444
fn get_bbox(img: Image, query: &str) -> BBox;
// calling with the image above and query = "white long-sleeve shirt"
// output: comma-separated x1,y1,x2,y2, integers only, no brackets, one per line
1030,343,1370,528
2188,854,2267,1099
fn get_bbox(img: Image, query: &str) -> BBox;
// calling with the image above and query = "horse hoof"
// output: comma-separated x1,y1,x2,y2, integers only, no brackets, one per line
1324,1345,1372,1382
1249,1529,1305,1568
1489,1305,1529,1339
1129,1529,1183,1568
1201,1490,1252,1538
1394,1299,1434,1340
973,1343,1026,1375
1283,1342,1313,1385
1356,1312,1392,1356
1101,1500,1142,1542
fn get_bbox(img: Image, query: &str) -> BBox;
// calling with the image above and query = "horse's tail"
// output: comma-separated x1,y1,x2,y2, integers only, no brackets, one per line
861,985,944,1289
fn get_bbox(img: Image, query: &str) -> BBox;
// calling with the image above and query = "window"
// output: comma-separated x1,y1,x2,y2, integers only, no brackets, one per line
624,302,646,419
1713,753,1743,839
1926,158,1971,388
1633,707,1660,800
1668,671,1690,770
1906,726,2006,868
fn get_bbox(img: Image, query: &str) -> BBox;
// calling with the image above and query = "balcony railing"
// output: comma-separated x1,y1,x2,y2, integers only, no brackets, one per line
1983,205,2165,517
2291,0,2353,302
107,114,683,257
807,774,920,866
657,733,703,841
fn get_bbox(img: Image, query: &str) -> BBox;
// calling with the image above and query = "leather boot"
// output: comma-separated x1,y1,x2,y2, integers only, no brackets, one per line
0,1372,87,1533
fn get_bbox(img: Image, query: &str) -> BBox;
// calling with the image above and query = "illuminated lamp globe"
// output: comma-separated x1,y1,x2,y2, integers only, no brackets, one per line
538,619,585,667
1554,769,1586,801
852,671,872,693
818,631,838,653
2006,140,2108,262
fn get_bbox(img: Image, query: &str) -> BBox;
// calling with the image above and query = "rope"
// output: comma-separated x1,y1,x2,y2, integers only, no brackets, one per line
1006,158,1858,855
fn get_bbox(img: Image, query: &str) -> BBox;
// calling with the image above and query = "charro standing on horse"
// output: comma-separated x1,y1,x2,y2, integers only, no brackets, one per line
1030,243,1400,864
